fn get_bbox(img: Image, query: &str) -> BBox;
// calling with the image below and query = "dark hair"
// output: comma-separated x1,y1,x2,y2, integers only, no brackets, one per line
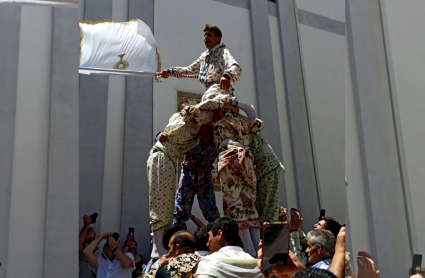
203,24,222,42
163,226,185,250
411,266,425,277
293,268,338,278
171,231,196,253
320,216,341,239
194,227,210,252
209,217,240,246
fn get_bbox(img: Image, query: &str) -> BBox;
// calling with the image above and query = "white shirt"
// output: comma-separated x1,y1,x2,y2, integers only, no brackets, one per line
196,246,262,278
195,250,210,258
92,252,135,278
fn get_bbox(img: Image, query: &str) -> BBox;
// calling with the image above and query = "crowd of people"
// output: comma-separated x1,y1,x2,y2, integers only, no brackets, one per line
78,24,422,278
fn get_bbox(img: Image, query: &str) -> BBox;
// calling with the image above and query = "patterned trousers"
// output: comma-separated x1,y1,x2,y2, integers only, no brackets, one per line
218,146,260,229
201,84,238,106
172,168,220,229
255,154,284,223
147,142,179,231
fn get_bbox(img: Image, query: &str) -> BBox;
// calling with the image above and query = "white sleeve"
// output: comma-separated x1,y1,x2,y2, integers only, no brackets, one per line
125,252,136,270
89,251,102,273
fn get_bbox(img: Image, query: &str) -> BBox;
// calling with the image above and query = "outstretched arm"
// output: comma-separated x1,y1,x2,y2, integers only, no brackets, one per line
79,215,91,251
328,227,346,278
164,56,202,77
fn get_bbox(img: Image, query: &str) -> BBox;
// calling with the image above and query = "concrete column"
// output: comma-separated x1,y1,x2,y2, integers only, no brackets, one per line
0,4,21,277
7,6,52,278
79,0,112,233
346,0,412,275
43,7,79,278
276,0,320,229
120,0,154,260
249,0,287,209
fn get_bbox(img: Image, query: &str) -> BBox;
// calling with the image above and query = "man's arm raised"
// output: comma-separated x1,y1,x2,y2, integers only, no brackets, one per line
79,215,91,251
107,237,134,269
328,227,346,278
83,232,109,269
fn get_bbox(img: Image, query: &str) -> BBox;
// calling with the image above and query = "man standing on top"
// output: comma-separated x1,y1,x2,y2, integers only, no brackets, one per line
159,24,242,105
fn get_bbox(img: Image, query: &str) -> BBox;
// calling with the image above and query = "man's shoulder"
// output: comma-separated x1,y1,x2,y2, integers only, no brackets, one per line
312,259,332,270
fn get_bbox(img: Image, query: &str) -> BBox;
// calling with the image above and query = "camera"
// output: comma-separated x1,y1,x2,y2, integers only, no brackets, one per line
107,232,120,243
90,212,98,224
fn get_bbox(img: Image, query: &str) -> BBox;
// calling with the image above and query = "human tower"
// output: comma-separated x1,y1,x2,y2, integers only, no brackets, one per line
147,25,284,259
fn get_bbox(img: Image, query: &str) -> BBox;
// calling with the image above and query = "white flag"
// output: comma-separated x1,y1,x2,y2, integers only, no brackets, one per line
79,19,159,76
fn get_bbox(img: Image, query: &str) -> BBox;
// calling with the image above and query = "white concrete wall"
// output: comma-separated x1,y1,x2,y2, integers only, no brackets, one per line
293,0,347,224
269,14,298,210
1,3,79,278
381,0,425,255
345,42,373,270
7,6,52,277
297,0,345,22
298,23,346,223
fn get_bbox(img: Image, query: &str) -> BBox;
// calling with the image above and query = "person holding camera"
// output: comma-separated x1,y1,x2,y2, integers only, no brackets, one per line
79,214,98,278
83,232,135,278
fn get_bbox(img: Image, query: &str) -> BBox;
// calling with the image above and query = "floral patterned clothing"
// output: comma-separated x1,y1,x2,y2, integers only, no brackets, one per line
167,44,241,105
172,143,220,229
147,99,224,232
212,112,264,230
218,145,260,229
143,253,201,278
165,99,224,155
167,43,241,89
249,134,284,223
147,141,181,231
213,111,263,148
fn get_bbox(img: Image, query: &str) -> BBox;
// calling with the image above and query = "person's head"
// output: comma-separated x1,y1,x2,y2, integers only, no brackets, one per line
278,206,287,222
410,267,425,278
203,24,222,50
199,124,213,145
103,241,116,261
314,216,341,239
85,227,96,244
306,230,335,265
167,231,196,258
125,238,138,251
194,227,210,252
293,268,338,278
163,226,185,250
207,217,240,253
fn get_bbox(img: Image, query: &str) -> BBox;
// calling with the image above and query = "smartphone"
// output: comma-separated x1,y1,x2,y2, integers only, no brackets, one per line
128,227,135,239
319,209,326,219
411,254,422,274
262,222,290,275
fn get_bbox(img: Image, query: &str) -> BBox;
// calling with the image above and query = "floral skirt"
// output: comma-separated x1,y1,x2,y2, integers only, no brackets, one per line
218,146,260,229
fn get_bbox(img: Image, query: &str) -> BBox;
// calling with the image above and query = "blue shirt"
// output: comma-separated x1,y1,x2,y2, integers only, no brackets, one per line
312,259,332,270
